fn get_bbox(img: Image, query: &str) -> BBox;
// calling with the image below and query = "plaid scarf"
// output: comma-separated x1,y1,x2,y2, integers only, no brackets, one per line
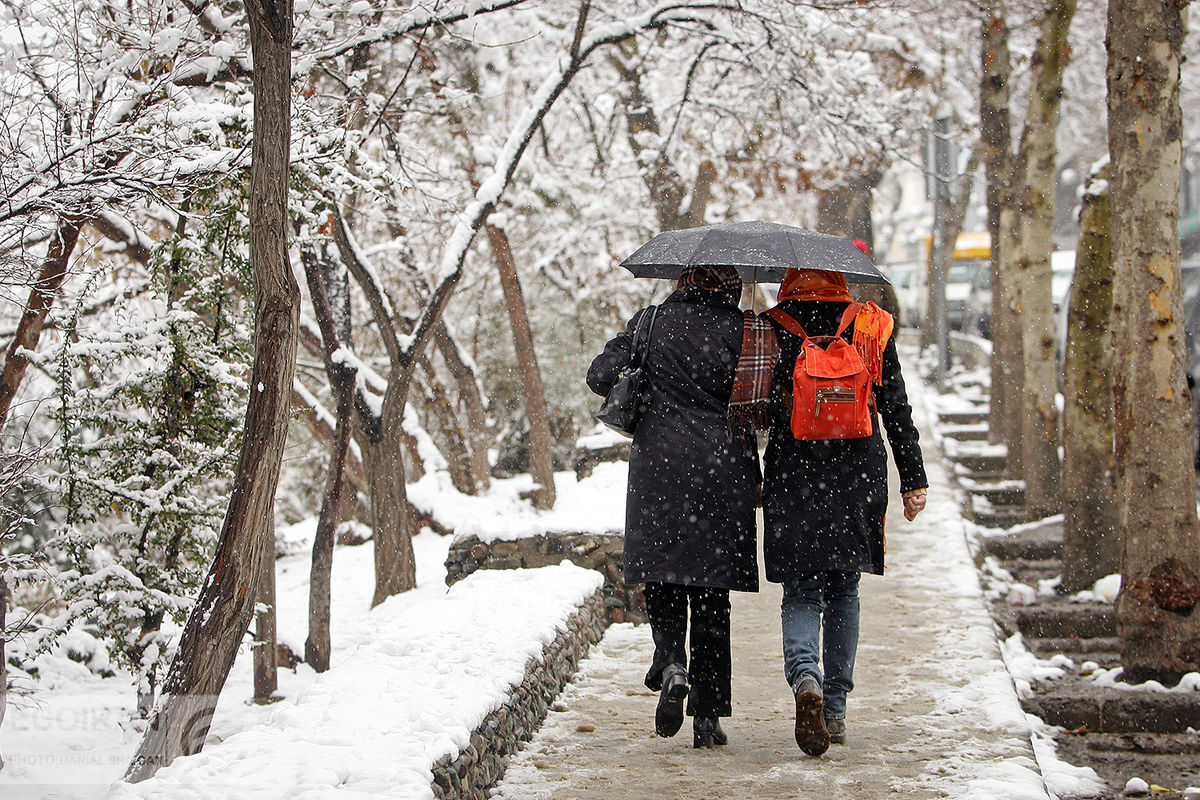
728,309,779,432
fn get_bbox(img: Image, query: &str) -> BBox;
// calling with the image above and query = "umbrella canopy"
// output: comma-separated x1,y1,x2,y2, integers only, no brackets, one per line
620,220,890,284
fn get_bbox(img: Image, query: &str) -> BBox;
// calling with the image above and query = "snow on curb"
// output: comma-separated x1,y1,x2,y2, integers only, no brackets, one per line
918,355,1108,800
110,562,604,800
409,465,626,545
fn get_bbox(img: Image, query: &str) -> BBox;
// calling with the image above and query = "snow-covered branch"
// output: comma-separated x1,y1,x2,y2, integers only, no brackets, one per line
404,0,740,365
330,207,407,370
307,0,535,62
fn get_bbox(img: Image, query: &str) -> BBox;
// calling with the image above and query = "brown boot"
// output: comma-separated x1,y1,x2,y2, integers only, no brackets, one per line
793,678,830,756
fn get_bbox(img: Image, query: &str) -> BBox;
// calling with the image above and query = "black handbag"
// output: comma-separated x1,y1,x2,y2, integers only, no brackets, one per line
594,305,659,437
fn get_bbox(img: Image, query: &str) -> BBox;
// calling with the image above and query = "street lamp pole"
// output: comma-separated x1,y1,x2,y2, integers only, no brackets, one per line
929,116,953,385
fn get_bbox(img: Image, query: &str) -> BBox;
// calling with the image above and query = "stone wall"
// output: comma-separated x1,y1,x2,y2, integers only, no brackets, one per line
445,531,646,624
429,588,607,799
573,442,630,479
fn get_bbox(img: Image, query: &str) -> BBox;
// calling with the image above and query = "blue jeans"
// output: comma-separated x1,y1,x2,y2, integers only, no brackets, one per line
781,571,860,720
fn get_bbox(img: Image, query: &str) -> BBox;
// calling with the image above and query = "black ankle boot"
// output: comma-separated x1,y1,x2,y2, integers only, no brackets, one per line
692,717,728,748
654,664,689,737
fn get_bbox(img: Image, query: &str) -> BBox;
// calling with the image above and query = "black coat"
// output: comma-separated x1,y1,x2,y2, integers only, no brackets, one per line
587,287,760,592
762,298,927,581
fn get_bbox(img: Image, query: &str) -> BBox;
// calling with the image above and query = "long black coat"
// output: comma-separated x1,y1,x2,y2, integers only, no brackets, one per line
762,298,927,581
587,287,760,592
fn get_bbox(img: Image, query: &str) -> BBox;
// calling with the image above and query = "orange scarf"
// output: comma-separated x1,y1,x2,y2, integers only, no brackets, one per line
777,269,853,303
851,302,895,384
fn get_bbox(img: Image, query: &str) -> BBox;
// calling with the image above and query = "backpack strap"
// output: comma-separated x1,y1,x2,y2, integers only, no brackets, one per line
765,307,807,340
768,302,865,341
834,302,866,337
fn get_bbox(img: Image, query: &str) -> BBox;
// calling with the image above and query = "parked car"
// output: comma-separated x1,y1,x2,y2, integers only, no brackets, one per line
882,261,925,328
1051,249,1076,314
885,252,990,332
962,249,1076,342
916,231,991,331
961,265,992,338
1052,250,1076,358
946,259,988,332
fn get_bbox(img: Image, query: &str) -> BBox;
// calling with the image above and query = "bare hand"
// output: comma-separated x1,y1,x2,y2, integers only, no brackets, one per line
902,490,927,522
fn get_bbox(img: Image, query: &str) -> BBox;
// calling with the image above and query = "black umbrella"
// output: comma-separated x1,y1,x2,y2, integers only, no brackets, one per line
620,220,890,284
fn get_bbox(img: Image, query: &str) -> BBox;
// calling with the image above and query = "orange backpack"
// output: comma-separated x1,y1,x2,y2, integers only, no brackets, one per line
767,302,874,441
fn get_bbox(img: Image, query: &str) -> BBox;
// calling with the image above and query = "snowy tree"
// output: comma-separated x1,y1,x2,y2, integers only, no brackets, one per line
0,449,37,773
37,217,252,714
977,0,1076,515
1061,159,1117,593
126,0,299,778
1107,0,1200,683
0,0,262,431
298,236,355,673
1009,0,1075,519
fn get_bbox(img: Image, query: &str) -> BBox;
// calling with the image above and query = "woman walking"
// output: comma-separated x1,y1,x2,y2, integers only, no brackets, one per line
587,265,759,749
758,267,927,757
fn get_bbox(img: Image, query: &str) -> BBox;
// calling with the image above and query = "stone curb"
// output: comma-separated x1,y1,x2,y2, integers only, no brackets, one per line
1025,684,1200,733
429,587,608,800
445,532,647,624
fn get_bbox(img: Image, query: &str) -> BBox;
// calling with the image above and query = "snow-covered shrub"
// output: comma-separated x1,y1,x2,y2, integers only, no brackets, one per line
36,182,253,711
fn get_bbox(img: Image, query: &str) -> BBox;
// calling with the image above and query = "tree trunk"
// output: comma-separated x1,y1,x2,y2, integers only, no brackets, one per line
124,0,297,779
981,3,1019,451
921,149,980,351
252,551,278,703
1,572,7,773
417,355,476,495
486,223,556,509
434,321,491,493
1108,0,1200,683
817,172,878,245
337,5,663,606
300,245,357,672
365,381,417,606
304,384,351,671
133,610,165,718
330,213,418,605
0,216,83,427
1061,161,1118,593
290,378,369,504
612,42,716,232
1012,0,1074,520
996,205,1026,474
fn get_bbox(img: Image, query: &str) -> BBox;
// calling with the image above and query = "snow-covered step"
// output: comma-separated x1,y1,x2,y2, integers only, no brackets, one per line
939,422,990,441
960,477,1026,507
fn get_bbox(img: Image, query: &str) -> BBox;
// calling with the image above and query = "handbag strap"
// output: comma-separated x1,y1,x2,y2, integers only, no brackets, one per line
629,305,659,368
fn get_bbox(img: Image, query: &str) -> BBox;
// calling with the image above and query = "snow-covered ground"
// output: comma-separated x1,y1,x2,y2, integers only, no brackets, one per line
408,457,626,544
1,466,616,800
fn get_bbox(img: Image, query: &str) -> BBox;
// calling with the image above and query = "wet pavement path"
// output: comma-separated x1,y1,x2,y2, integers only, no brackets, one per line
493,360,1052,800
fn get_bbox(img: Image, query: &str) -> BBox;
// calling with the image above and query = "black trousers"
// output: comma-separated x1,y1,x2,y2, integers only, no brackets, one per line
642,582,732,718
